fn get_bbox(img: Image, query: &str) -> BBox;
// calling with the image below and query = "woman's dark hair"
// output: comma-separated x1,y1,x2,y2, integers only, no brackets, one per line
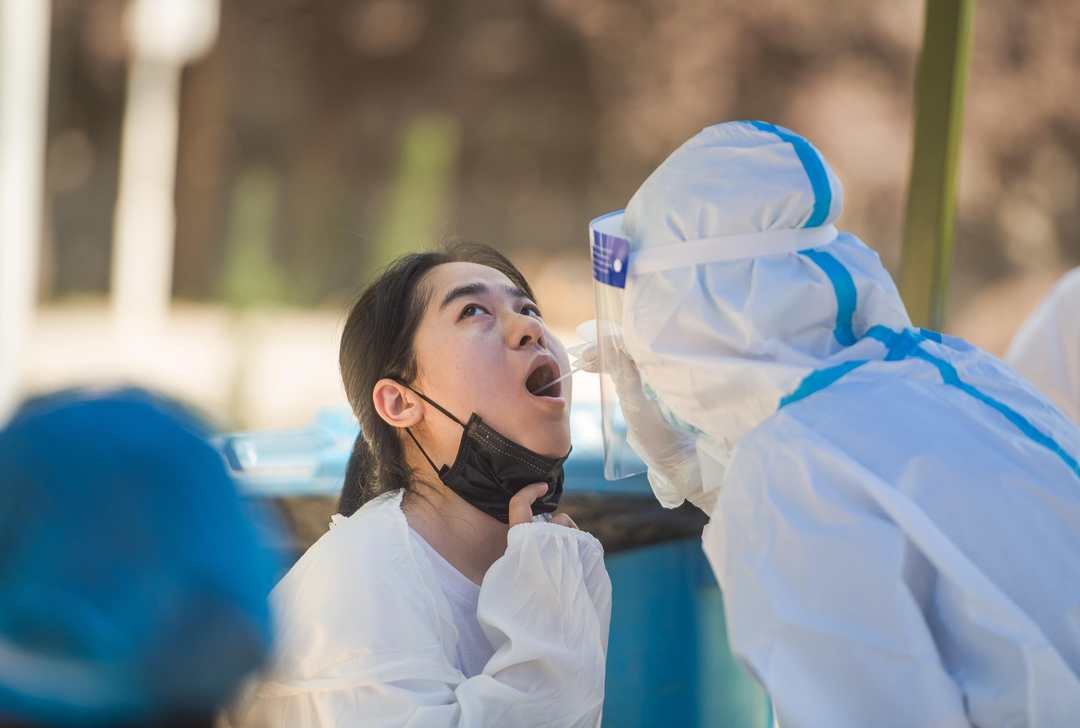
336,242,535,516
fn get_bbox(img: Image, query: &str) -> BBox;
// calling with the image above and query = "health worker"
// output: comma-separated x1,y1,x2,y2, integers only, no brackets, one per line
586,121,1080,727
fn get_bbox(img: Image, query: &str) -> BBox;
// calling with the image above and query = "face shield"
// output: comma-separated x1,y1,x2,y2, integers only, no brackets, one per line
585,206,842,483
586,210,648,480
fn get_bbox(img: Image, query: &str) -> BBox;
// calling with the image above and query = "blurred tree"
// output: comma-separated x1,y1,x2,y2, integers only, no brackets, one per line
39,0,1080,327
221,165,287,308
372,113,461,273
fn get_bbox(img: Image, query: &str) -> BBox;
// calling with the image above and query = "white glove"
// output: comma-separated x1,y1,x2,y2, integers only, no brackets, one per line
575,322,718,514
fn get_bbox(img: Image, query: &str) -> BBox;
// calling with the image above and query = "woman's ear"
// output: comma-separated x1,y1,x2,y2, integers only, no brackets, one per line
372,379,423,429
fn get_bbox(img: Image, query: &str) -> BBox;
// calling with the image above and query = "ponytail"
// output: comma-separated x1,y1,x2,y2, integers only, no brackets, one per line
337,424,412,516
337,433,372,517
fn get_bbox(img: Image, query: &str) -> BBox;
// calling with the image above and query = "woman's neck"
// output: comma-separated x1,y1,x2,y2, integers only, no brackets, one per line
402,480,509,585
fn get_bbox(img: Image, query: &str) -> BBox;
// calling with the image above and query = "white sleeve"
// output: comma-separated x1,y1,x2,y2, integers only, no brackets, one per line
703,441,970,728
230,523,611,728
463,522,612,726
1006,268,1080,424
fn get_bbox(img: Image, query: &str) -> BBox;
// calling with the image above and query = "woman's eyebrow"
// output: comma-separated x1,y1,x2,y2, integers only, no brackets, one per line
440,282,488,311
505,285,532,303
439,282,531,311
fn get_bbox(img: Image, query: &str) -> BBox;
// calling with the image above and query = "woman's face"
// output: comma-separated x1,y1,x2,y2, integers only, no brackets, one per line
409,262,571,462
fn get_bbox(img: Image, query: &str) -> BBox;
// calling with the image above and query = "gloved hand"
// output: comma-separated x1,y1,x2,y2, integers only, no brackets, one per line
575,322,718,514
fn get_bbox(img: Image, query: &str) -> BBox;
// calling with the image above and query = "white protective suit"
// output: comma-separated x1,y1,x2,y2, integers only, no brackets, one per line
227,489,612,727
1007,267,1080,424
614,121,1080,727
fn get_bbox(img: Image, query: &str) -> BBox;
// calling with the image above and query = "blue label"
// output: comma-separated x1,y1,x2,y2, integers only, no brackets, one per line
592,231,629,289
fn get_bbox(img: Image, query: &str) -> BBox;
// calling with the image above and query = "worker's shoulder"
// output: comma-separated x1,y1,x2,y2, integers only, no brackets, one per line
765,352,989,436
736,373,949,474
749,371,909,439
740,348,1079,485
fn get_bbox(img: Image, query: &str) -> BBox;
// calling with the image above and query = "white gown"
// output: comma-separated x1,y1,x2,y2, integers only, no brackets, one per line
227,489,611,727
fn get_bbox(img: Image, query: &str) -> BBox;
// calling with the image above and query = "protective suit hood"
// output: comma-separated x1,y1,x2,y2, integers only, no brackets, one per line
625,120,844,241
612,121,911,506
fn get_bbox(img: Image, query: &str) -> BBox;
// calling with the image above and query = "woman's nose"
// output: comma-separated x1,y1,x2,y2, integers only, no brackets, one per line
509,312,545,349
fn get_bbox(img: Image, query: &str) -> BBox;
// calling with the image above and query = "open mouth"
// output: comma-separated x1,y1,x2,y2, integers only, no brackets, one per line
525,360,562,398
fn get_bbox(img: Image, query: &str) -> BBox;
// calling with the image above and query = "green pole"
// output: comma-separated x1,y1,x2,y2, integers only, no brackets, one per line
898,0,975,330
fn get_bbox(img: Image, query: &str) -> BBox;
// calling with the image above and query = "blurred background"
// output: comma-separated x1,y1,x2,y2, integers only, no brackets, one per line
4,0,1079,431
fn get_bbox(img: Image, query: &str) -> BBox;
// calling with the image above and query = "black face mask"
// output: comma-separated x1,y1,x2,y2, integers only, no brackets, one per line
398,384,570,523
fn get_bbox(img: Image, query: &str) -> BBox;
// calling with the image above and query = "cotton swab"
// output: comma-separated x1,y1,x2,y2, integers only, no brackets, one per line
533,360,588,395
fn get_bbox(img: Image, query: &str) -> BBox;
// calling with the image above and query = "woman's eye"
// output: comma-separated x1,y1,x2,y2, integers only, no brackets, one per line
522,304,543,318
460,303,487,319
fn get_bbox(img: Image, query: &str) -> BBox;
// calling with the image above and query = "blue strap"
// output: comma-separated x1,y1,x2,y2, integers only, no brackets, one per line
909,346,1080,478
865,325,927,361
779,359,869,408
781,324,1080,479
749,121,832,228
799,249,857,346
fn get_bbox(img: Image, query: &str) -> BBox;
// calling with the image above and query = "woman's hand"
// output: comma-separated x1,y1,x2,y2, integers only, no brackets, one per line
508,483,578,529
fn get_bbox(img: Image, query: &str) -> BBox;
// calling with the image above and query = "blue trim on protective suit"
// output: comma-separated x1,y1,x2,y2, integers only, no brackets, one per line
779,360,869,408
749,121,832,228
799,249,857,346
909,347,1080,478
781,315,1080,479
865,325,927,361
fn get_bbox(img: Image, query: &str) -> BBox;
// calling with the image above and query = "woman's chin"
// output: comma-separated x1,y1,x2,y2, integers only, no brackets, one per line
484,397,570,456
527,424,572,459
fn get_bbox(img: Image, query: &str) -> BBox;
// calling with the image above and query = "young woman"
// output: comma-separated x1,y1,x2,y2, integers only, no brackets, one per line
229,244,612,727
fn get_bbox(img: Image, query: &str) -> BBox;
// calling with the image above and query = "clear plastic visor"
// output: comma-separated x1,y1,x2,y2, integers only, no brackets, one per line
586,210,647,480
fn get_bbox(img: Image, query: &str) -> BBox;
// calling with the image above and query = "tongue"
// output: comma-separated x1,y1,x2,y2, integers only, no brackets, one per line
527,369,553,396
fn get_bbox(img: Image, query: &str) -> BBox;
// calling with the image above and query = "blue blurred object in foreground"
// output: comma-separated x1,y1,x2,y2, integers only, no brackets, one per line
0,388,282,726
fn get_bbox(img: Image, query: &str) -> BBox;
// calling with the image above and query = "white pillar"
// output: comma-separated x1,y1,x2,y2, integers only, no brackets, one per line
111,56,183,331
0,0,50,422
111,0,219,332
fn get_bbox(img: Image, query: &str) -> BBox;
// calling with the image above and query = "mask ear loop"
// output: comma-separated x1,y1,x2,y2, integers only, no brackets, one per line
384,378,466,478
404,428,444,478
394,380,467,428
